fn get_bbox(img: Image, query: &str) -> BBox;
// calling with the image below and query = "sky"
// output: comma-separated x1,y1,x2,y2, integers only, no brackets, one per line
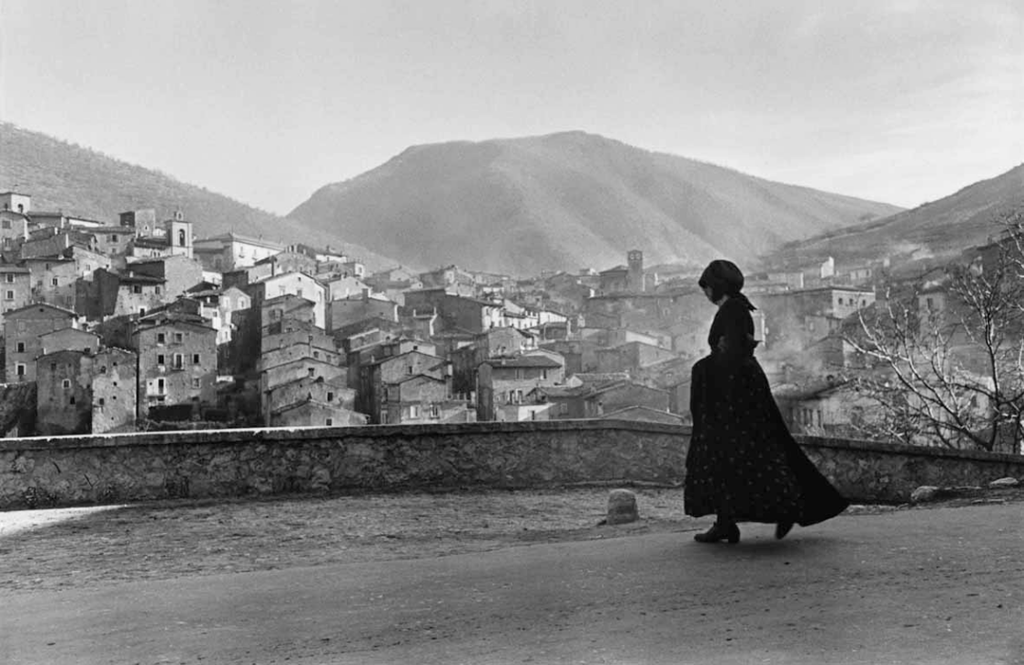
0,0,1021,215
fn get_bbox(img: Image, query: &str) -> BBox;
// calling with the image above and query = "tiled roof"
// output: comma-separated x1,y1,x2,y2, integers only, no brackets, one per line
482,355,563,369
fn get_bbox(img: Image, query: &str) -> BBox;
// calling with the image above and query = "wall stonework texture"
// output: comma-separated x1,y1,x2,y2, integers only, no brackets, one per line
1,421,1023,509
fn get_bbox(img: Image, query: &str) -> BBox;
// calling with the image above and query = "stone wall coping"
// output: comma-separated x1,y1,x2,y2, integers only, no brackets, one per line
795,434,1024,465
0,418,686,452
2,422,1021,468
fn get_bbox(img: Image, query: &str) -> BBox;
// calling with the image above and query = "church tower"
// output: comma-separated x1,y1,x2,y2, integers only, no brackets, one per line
627,249,645,292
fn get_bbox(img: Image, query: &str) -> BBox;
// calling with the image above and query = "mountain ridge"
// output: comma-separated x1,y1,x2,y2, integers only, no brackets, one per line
762,163,1024,269
289,131,903,276
0,122,399,271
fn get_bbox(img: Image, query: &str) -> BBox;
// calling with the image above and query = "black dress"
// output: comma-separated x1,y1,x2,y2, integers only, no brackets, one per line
684,296,849,525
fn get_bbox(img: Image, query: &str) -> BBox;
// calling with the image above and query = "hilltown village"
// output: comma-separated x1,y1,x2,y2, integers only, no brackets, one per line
0,190,1015,452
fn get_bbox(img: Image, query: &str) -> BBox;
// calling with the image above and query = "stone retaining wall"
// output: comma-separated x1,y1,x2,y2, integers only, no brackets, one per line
1,421,1022,509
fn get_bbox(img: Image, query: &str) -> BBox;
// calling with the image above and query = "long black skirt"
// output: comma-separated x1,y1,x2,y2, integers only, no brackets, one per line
684,354,849,526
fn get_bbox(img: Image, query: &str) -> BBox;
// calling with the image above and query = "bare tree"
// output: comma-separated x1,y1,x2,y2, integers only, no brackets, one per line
842,211,1024,452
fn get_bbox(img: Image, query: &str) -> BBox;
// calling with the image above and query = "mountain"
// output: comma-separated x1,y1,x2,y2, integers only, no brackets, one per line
0,123,398,271
288,131,903,277
762,164,1024,270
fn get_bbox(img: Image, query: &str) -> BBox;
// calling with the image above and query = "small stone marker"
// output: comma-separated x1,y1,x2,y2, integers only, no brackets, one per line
989,477,1020,489
607,489,639,525
910,485,940,504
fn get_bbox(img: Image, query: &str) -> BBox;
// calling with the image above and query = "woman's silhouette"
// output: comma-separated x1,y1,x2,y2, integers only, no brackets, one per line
685,259,849,543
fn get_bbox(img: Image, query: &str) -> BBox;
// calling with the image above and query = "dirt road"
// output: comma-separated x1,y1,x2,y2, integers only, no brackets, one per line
1,489,1022,664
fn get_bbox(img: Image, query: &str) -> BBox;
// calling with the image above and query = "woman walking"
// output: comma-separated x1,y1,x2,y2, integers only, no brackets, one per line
684,259,849,544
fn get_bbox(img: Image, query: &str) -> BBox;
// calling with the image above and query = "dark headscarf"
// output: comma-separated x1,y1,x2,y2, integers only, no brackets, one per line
699,259,756,310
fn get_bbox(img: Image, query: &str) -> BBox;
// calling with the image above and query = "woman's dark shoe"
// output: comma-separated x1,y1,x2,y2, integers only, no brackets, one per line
694,522,740,544
775,520,795,540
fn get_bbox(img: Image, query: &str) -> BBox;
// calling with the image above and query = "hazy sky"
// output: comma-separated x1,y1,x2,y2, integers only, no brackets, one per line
1,0,1021,215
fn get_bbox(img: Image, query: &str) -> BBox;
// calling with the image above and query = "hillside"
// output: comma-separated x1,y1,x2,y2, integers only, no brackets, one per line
288,131,903,277
762,164,1024,270
0,123,398,271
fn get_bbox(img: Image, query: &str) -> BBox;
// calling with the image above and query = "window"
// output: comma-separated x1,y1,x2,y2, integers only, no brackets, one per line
62,379,71,389
157,333,166,344
98,398,105,407
192,378,201,388
516,389,523,403
157,378,165,394
4,274,12,283
542,369,548,380
110,234,118,242
407,366,413,374
409,405,420,419
308,368,315,376
508,390,516,403
559,402,568,415
178,229,186,247
157,354,165,365
325,418,333,426
1,220,9,229
4,290,13,300
100,365,107,373
313,350,320,359
51,278,58,287
173,354,184,369
16,342,25,353
16,363,25,377
192,354,200,364
326,391,334,402
174,332,183,343
50,362,56,371
155,286,162,295
69,396,76,405
132,285,142,294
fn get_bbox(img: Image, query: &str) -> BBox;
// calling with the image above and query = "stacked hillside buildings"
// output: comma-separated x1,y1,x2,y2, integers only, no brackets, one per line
11,188,998,448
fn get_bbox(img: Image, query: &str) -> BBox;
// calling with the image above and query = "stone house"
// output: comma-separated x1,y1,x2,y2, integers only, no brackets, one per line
192,232,285,272
259,334,343,385
89,225,136,261
757,286,876,356
264,375,353,423
319,273,370,302
132,314,217,420
261,294,319,339
185,285,251,346
270,398,366,428
773,378,880,438
4,303,80,382
35,349,93,435
248,272,327,331
260,356,347,419
255,250,318,278
402,289,503,333
450,327,537,398
0,263,32,323
476,354,565,421
128,254,204,302
0,210,30,251
113,271,167,318
359,350,450,424
90,347,138,433
594,341,678,375
36,345,138,435
327,291,398,332
380,373,475,424
23,257,80,311
118,209,156,236
40,327,100,355
537,379,669,420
